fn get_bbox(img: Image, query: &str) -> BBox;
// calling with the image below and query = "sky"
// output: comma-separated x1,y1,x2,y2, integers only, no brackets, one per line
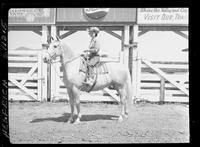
8,30,188,62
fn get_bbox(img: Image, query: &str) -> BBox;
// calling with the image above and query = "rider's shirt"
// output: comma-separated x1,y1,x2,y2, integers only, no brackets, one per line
89,37,100,55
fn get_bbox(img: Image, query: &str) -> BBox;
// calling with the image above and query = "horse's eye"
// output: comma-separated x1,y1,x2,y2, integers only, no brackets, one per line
53,45,57,48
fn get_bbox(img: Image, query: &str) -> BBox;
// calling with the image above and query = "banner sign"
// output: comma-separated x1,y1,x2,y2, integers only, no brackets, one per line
137,8,188,25
8,8,56,25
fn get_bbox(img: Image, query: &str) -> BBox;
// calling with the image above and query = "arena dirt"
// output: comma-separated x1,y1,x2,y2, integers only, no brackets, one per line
9,102,189,143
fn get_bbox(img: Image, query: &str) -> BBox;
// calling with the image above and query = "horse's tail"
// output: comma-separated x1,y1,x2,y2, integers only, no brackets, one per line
125,70,133,109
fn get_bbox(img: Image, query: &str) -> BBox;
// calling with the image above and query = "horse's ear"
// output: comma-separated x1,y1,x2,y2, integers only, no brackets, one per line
49,36,55,43
56,36,61,41
47,36,52,44
51,36,54,41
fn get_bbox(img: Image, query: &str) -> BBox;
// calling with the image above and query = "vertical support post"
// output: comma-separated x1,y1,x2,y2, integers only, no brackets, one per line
123,25,130,68
41,25,48,102
37,50,42,101
160,76,165,104
47,63,51,102
50,25,59,102
47,26,51,102
132,25,140,100
136,47,141,99
120,29,124,64
129,26,133,77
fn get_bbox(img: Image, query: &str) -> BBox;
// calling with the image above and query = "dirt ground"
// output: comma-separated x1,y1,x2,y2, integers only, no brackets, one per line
9,101,189,144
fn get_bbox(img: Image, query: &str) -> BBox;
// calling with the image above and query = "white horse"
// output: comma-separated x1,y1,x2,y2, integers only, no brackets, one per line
43,37,133,124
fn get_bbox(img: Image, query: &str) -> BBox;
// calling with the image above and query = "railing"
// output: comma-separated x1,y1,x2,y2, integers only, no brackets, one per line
8,49,189,103
8,50,46,101
139,59,189,103
50,56,189,103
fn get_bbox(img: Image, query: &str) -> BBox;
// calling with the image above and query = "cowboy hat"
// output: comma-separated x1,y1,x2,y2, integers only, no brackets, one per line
87,27,100,34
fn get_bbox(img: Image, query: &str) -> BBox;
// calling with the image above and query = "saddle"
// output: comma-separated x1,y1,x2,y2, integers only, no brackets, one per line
79,55,109,92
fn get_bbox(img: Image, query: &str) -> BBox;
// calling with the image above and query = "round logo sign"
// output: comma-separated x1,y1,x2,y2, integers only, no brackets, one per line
83,8,109,20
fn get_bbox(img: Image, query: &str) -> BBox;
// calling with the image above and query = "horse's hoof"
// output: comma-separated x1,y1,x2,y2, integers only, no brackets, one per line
67,120,73,124
74,119,81,124
118,116,123,122
67,118,73,124
124,114,128,119
74,121,81,124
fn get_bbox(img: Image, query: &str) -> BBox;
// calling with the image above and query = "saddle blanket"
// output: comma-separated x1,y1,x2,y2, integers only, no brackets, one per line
79,58,108,75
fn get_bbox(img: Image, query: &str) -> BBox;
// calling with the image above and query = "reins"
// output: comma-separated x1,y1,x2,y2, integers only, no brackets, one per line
46,43,81,78
58,43,81,67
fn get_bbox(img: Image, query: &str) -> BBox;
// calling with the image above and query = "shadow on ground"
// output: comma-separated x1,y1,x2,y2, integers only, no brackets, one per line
30,113,118,123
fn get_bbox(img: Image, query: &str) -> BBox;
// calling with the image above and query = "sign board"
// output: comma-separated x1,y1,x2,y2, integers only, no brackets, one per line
137,8,188,26
56,8,136,24
8,8,56,25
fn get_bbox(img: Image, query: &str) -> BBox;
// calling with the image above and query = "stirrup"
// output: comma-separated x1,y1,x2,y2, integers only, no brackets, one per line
83,78,93,85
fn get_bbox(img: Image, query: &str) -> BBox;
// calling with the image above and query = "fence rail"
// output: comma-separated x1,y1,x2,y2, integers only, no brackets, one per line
8,49,189,103
50,58,189,103
8,50,46,101
139,59,189,103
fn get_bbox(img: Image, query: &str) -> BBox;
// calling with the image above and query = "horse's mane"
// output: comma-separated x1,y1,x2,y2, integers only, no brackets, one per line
60,41,77,63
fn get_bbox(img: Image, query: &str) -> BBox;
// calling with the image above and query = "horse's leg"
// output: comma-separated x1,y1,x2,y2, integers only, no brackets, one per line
122,84,130,119
72,86,82,124
124,76,133,118
117,86,126,122
122,85,128,119
124,98,128,118
67,88,75,123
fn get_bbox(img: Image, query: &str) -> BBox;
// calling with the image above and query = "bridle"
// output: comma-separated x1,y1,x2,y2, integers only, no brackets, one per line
46,42,62,64
46,51,58,64
46,41,80,66
45,41,82,78
45,42,62,77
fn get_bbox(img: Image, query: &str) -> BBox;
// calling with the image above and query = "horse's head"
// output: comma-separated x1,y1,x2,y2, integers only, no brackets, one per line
43,36,62,64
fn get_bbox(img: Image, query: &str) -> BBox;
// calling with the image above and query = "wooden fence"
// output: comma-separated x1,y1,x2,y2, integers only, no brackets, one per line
50,56,189,103
8,50,189,103
8,50,47,101
139,60,189,103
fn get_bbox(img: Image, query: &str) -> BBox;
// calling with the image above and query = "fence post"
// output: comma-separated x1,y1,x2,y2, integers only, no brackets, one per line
160,76,165,104
132,25,140,101
123,25,130,68
50,25,60,102
37,51,42,101
136,49,141,100
41,25,49,102
129,26,133,77
120,29,124,64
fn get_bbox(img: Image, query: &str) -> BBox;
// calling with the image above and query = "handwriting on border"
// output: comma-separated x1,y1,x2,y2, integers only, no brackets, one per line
1,17,9,140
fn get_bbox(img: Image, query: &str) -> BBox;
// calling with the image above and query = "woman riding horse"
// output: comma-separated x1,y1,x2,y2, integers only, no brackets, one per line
83,27,101,86
43,35,133,124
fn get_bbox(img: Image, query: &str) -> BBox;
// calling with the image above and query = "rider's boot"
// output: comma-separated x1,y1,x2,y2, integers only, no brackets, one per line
82,77,94,87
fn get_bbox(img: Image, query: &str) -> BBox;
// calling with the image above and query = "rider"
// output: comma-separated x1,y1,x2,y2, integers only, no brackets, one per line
83,27,101,86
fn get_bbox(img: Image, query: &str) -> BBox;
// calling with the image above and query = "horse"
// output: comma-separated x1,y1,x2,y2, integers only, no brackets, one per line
43,37,133,124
